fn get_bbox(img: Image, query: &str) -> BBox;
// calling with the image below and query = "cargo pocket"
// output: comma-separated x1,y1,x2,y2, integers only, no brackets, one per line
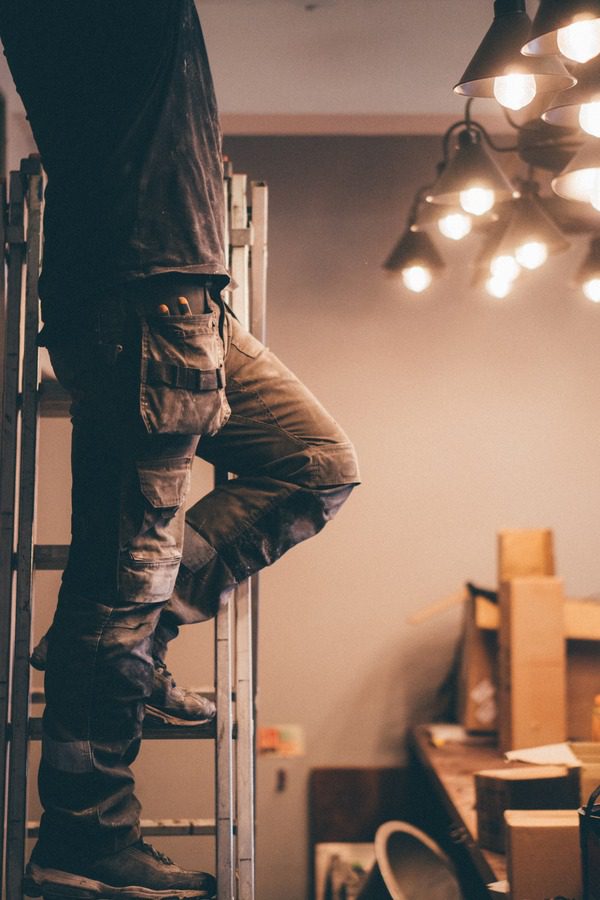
140,312,230,436
119,457,193,603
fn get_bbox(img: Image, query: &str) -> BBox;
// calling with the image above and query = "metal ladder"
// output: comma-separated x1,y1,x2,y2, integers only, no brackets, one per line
0,155,268,900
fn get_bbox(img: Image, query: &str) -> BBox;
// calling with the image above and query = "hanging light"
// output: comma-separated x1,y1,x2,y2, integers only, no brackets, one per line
412,200,475,241
575,235,600,299
543,55,600,136
522,0,600,62
455,0,575,111
552,138,600,210
426,128,516,217
490,184,571,271
383,229,445,293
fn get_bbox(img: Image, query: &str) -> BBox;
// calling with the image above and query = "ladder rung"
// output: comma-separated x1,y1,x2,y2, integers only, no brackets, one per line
27,818,217,839
30,689,217,705
38,380,70,417
34,544,69,570
27,717,217,741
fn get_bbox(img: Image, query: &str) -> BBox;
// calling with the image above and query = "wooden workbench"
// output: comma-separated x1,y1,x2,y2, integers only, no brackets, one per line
409,724,507,889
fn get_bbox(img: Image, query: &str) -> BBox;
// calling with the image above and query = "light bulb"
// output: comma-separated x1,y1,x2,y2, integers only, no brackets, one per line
490,254,520,281
557,19,600,63
493,73,537,111
485,275,512,299
515,241,548,270
591,171,600,212
402,265,432,293
437,212,472,241
583,277,600,302
459,187,495,216
579,101,600,138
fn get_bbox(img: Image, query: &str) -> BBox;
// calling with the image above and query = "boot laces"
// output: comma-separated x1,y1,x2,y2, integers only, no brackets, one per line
141,841,175,867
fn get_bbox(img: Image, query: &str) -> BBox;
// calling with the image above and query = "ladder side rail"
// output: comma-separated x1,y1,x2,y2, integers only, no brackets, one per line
0,177,8,409
228,171,254,900
5,163,43,900
248,181,268,706
236,182,268,900
214,165,236,900
233,578,254,900
215,594,235,900
0,171,26,893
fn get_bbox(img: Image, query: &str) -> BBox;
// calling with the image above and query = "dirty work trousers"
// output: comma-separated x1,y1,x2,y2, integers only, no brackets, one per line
37,290,359,863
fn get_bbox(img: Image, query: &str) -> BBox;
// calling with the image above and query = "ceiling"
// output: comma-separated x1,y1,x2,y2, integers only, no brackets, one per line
198,0,514,132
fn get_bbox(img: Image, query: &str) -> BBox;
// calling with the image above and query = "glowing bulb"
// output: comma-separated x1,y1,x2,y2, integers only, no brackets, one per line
485,276,512,299
493,73,537,111
490,254,520,281
591,171,600,212
515,241,548,271
402,265,432,293
557,19,600,63
579,102,600,138
437,212,472,241
583,277,600,302
459,187,495,216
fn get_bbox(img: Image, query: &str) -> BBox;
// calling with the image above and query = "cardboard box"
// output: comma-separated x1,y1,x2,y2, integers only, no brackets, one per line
505,809,582,900
571,742,600,805
499,578,567,751
475,765,579,853
458,594,498,733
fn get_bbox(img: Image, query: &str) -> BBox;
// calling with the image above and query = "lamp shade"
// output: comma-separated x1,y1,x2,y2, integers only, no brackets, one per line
551,137,600,204
426,129,515,212
522,0,600,58
543,55,600,132
383,229,445,273
455,0,575,102
491,190,571,266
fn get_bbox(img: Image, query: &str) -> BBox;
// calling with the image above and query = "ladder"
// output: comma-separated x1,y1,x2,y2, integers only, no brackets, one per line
0,155,268,900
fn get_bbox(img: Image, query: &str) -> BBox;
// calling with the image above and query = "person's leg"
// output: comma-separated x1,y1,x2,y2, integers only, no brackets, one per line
30,293,216,897
162,307,360,631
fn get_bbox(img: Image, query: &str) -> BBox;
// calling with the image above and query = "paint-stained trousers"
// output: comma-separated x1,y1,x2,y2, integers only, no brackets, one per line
37,290,359,864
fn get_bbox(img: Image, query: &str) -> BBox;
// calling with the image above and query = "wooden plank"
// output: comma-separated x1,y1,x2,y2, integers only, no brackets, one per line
497,529,554,583
499,577,567,752
476,595,600,641
38,379,70,417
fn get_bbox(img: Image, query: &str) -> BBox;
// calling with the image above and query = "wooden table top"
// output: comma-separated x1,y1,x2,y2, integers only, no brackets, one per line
409,724,507,886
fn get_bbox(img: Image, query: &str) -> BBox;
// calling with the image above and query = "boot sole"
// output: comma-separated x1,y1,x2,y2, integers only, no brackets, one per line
144,705,214,727
24,864,215,900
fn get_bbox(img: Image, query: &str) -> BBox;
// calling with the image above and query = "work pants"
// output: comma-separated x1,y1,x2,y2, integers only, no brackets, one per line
37,292,359,863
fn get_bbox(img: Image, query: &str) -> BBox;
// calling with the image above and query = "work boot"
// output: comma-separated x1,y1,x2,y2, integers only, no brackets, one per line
23,838,216,899
30,633,215,726
145,660,215,726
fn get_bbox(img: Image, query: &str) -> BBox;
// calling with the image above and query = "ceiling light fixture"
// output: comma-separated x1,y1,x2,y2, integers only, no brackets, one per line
383,191,446,294
543,55,600,136
493,180,571,270
522,0,600,62
426,120,516,216
456,0,575,111
383,228,445,293
552,138,600,210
